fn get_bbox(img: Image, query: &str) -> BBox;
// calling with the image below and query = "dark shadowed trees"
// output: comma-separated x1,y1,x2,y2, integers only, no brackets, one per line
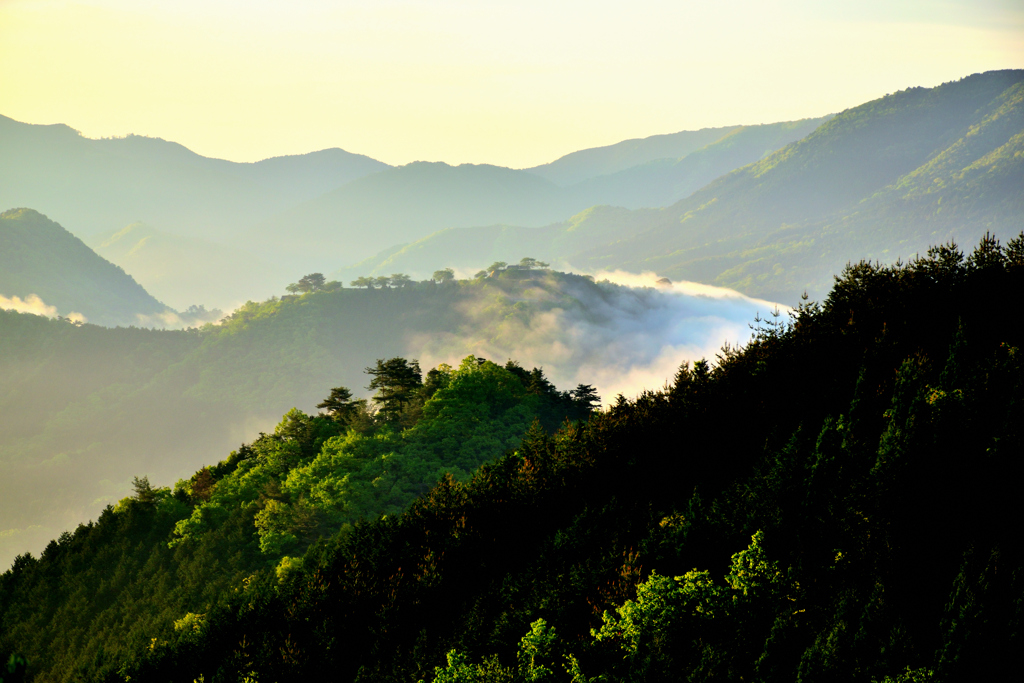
366,358,423,423
316,386,363,424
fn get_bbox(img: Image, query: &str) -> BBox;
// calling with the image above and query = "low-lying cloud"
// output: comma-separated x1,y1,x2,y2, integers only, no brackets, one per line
134,305,226,330
411,271,788,404
0,293,87,323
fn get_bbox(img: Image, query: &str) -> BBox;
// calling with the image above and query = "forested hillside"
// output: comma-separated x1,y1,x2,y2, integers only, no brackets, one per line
360,70,1024,304
0,356,598,682
0,209,170,326
2,233,1021,682
0,267,767,571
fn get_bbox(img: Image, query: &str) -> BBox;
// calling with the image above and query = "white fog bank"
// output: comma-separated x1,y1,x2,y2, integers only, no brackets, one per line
413,271,790,405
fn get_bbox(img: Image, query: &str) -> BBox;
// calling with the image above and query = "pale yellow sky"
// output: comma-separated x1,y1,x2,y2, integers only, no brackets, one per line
1,0,1021,167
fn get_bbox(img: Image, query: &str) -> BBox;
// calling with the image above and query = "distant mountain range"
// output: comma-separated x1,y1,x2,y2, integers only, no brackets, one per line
0,116,389,239
523,120,824,188
1,112,828,306
251,119,827,270
344,70,1024,304
4,70,1020,311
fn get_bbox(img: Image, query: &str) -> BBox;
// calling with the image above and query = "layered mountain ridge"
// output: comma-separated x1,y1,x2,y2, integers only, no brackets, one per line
1,112,833,304
345,70,1024,304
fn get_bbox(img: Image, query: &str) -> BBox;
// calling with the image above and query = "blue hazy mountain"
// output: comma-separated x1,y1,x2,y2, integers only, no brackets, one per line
339,70,1023,305
0,115,390,240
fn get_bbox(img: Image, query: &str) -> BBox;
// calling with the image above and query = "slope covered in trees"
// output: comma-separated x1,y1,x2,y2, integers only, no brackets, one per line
3,233,1022,682
0,267,765,571
0,357,598,682
0,209,170,325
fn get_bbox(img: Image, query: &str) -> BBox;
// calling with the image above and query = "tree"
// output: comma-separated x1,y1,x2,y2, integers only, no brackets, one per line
365,358,423,422
486,262,508,273
422,364,453,399
300,273,326,291
316,386,362,424
287,273,326,294
433,268,455,284
570,383,601,413
390,273,413,288
191,468,215,502
374,275,392,289
350,276,374,289
519,257,549,270
132,476,157,504
474,270,488,279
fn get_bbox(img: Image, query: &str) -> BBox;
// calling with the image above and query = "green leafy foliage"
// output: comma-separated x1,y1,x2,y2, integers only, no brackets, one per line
0,355,595,682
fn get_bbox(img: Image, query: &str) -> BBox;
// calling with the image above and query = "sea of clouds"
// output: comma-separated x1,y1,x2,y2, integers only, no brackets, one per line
413,270,789,404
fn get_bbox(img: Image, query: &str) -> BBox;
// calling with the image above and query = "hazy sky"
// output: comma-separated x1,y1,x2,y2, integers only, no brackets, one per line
1,0,1021,167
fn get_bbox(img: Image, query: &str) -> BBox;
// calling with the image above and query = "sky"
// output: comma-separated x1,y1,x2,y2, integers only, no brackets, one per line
1,0,1021,168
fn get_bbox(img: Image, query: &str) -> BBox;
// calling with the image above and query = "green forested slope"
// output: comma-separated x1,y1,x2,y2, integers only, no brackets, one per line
0,356,597,682
2,268,746,571
0,209,169,325
146,233,1024,682
4,232,1021,683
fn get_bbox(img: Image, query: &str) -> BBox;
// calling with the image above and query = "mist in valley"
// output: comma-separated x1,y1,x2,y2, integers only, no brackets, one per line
411,271,785,403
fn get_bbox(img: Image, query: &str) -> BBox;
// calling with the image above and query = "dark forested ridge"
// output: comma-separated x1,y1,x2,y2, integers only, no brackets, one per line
0,355,598,683
2,233,1022,682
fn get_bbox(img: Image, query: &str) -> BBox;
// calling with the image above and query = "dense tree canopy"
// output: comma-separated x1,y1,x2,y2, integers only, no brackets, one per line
0,355,597,682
